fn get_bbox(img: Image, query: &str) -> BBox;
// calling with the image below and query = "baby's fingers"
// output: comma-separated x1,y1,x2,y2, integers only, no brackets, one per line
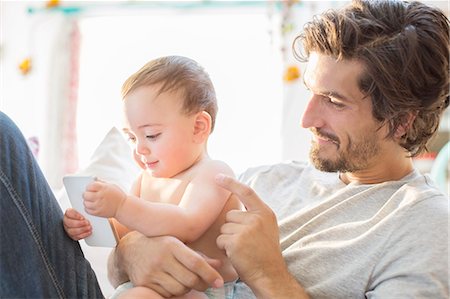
85,180,104,192
65,225,92,240
64,208,84,220
63,216,90,229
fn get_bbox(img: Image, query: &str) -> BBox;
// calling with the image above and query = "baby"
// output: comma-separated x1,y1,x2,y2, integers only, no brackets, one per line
63,56,242,299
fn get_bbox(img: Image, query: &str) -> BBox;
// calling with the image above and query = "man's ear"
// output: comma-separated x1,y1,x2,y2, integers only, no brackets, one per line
193,111,212,143
394,111,417,139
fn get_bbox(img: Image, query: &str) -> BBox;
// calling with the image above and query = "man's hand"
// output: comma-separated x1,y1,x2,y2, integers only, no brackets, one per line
109,232,224,298
83,181,126,218
215,174,309,298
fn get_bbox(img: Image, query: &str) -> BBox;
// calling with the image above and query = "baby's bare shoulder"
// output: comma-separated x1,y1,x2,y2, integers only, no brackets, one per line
196,159,235,177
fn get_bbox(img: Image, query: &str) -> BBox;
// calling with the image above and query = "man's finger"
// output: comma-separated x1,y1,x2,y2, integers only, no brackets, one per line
196,252,222,270
215,173,266,211
152,272,190,297
216,233,228,251
173,243,224,289
220,221,242,235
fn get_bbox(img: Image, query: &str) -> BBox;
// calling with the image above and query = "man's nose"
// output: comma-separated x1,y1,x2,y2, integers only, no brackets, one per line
301,95,325,129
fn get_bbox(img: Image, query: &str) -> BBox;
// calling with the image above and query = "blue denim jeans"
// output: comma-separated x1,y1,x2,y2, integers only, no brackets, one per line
0,112,103,298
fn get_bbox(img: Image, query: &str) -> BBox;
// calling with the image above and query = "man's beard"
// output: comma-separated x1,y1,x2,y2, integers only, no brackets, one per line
309,129,380,173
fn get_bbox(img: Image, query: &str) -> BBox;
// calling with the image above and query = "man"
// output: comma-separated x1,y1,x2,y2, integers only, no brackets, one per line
109,0,449,298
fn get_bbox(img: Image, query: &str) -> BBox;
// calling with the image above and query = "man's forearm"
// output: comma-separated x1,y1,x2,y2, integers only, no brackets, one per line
250,271,310,299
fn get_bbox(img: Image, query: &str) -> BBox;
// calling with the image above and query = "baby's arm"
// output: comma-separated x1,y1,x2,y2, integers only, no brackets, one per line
63,208,92,240
113,161,235,242
106,173,143,239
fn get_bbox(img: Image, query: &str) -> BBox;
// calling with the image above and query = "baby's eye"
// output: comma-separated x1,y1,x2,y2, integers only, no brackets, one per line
146,133,161,140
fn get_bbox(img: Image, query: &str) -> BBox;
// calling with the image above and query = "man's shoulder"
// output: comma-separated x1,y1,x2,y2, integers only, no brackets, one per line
379,171,449,238
238,160,311,183
394,170,448,209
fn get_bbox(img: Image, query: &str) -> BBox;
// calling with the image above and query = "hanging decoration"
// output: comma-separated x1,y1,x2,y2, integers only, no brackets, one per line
283,65,300,82
18,57,32,75
46,0,61,8
18,0,62,76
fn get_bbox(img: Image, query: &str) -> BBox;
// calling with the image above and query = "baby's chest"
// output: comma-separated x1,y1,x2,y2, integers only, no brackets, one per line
140,176,189,204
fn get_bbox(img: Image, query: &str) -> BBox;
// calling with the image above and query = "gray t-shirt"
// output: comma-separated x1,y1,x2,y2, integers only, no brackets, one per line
234,161,449,298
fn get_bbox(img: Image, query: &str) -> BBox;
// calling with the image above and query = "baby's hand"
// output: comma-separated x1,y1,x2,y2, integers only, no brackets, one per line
63,208,92,240
83,181,126,218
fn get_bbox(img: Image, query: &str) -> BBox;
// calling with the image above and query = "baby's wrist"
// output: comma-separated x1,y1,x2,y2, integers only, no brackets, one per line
114,194,128,218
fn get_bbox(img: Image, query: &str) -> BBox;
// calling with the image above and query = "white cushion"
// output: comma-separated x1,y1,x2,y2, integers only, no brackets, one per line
78,126,140,191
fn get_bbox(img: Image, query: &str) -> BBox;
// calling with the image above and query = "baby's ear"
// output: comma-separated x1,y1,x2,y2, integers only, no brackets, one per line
193,111,212,143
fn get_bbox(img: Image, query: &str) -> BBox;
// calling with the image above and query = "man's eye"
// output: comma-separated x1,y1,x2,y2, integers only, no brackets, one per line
146,133,161,140
326,97,345,109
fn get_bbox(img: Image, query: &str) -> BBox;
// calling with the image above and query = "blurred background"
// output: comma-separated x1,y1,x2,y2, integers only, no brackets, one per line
1,0,448,191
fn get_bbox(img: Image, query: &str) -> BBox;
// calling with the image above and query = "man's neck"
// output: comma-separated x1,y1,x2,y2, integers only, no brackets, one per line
339,155,414,185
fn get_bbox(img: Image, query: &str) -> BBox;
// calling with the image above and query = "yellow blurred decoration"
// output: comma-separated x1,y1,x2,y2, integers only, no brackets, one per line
283,65,300,82
46,0,60,8
19,58,32,75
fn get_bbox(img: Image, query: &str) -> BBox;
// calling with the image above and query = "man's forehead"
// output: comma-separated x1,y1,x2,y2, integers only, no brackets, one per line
304,53,364,77
303,53,367,103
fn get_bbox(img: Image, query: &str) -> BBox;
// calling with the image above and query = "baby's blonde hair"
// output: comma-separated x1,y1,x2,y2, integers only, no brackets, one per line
122,56,218,131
